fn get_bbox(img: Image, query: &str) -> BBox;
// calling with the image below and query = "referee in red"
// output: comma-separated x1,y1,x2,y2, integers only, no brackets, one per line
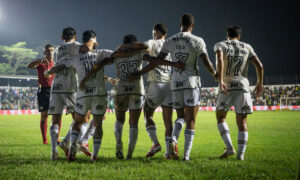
28,44,54,144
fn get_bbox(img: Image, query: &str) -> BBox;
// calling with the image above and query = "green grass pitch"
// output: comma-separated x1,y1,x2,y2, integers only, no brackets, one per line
0,111,300,179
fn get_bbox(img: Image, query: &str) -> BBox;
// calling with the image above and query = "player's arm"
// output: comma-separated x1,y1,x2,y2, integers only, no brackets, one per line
79,57,114,90
200,53,216,78
27,58,46,69
111,48,148,58
251,56,264,97
215,51,228,95
44,64,66,78
104,76,119,86
116,42,149,51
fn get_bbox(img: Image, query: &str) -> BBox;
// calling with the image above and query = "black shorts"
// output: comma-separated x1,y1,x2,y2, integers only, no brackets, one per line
37,87,51,112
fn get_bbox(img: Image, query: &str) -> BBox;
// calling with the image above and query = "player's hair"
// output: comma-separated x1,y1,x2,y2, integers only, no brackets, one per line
123,34,137,44
180,13,194,27
154,23,168,35
62,27,76,41
226,25,242,38
44,44,54,50
82,30,96,43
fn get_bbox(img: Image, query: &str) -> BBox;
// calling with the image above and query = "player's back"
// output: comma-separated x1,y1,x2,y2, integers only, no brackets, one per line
214,40,257,92
162,32,207,90
65,49,112,98
114,53,144,96
146,39,171,82
52,41,81,93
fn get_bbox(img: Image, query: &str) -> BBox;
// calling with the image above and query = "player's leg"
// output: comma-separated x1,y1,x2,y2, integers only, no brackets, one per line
126,95,143,159
127,109,142,159
50,114,62,160
236,114,248,160
89,97,107,162
161,105,173,158
68,97,90,162
182,88,201,161
78,111,93,157
216,110,235,158
91,115,104,162
40,111,49,144
182,105,198,161
234,91,253,160
114,95,127,159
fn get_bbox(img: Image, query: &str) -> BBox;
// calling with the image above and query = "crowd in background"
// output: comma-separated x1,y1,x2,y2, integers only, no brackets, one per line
1,85,300,110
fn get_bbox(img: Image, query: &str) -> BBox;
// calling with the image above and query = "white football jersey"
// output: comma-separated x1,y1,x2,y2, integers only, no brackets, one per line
214,40,257,92
145,39,171,82
62,49,113,98
51,41,81,93
114,53,144,96
161,32,207,91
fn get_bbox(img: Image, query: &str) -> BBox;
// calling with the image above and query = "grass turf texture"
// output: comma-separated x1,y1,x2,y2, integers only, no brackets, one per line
0,111,300,179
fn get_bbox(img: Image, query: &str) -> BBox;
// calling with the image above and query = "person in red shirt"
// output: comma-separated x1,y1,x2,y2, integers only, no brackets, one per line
28,44,55,144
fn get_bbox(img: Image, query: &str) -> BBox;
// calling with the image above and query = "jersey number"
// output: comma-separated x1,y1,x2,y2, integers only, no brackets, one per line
84,62,96,78
226,56,243,76
118,60,139,80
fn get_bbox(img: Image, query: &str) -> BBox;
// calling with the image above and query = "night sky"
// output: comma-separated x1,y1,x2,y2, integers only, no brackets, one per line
0,0,299,85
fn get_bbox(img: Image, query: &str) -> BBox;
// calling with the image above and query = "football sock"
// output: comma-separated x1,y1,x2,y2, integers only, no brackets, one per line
127,125,138,157
57,120,62,142
50,125,59,152
70,131,79,148
184,129,195,160
40,119,47,143
114,120,124,147
63,121,74,144
80,120,95,144
171,118,184,143
165,136,172,156
217,122,234,150
78,122,88,142
146,125,159,145
93,139,102,158
238,131,248,156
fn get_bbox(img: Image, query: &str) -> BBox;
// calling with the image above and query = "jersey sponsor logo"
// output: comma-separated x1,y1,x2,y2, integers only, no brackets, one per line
172,36,190,43
52,84,62,91
122,86,134,92
228,82,240,88
175,81,184,88
85,88,94,94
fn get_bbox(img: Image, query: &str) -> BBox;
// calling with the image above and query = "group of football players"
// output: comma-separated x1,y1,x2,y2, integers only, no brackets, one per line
28,13,264,162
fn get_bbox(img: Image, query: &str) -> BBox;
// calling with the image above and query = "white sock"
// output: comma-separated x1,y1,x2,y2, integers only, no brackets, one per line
77,122,88,143
63,121,74,144
127,126,138,157
50,125,59,152
217,122,234,150
165,136,172,156
93,139,102,158
114,120,124,146
70,131,79,148
184,129,195,160
80,120,95,144
146,125,159,145
171,118,184,143
238,131,248,156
